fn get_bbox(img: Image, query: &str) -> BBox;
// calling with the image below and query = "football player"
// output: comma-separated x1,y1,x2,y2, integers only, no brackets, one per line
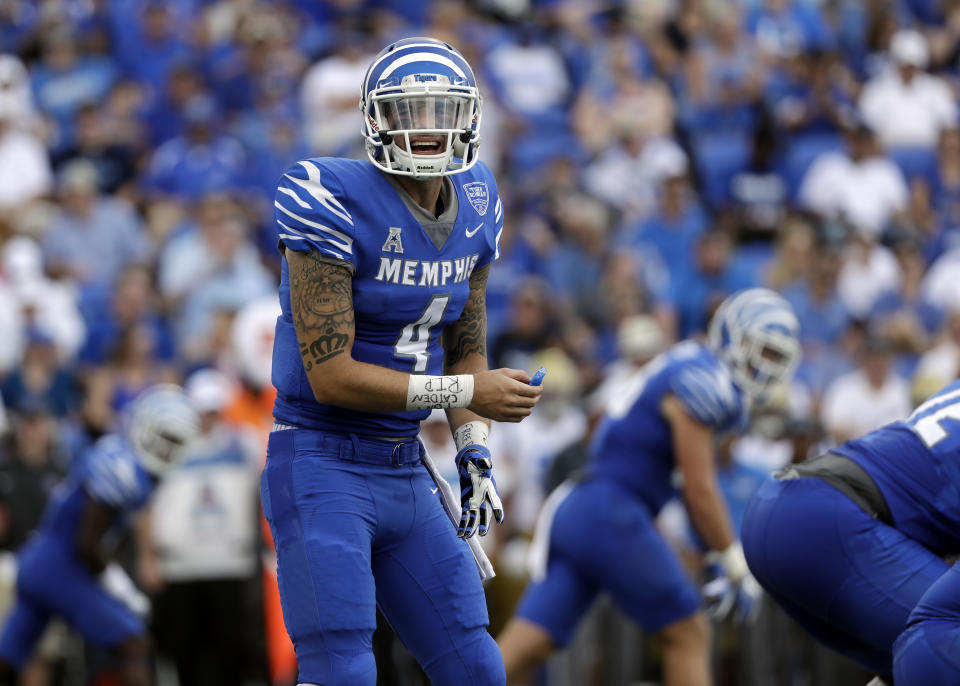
742,378,960,681
498,289,800,686
261,37,542,686
0,385,200,686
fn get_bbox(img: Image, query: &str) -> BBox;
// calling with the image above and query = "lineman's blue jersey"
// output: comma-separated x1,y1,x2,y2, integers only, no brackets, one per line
37,435,154,550
834,379,960,556
589,341,750,514
271,157,502,436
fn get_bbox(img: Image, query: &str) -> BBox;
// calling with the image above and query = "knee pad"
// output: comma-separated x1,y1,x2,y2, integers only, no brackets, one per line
424,630,505,686
296,630,376,686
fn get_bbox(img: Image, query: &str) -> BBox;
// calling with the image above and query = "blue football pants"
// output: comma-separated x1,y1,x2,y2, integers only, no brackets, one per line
894,562,960,685
742,475,948,676
260,429,504,686
516,478,701,647
0,539,144,668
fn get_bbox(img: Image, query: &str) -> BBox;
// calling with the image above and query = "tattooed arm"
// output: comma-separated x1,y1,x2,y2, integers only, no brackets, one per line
443,264,492,434
288,249,540,420
287,248,411,411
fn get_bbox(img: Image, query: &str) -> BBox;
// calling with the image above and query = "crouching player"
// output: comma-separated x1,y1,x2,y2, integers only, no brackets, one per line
0,385,200,686
742,379,960,681
498,289,801,686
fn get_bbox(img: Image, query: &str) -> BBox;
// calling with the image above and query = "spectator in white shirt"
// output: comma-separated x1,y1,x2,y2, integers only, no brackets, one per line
837,229,902,318
820,336,911,444
300,39,373,156
914,306,960,392
859,29,958,149
0,55,51,210
798,123,909,238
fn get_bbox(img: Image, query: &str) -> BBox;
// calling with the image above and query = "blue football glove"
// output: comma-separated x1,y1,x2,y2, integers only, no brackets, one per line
454,445,504,539
702,564,763,625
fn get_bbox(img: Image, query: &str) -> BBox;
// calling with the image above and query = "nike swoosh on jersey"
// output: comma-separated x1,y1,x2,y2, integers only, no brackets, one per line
465,223,483,238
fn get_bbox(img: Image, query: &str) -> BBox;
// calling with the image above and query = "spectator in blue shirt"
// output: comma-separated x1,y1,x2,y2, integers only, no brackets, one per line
746,0,832,59
78,265,175,367
619,164,707,274
42,160,150,289
112,3,190,91
662,229,755,339
0,329,76,419
144,95,247,201
157,194,273,358
31,28,117,152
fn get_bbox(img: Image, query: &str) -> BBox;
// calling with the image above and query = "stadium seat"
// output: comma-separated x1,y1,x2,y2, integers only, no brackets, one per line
783,133,846,200
691,133,752,208
888,146,938,188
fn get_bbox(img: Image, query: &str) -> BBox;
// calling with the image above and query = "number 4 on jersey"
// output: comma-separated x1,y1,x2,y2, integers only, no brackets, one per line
395,294,450,372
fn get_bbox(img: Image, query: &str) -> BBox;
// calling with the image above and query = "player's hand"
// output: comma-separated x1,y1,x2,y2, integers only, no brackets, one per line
702,565,762,625
469,368,542,423
455,444,504,538
101,563,151,617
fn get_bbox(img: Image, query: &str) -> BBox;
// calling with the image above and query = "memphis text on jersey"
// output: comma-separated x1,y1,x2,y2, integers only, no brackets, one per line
374,253,481,287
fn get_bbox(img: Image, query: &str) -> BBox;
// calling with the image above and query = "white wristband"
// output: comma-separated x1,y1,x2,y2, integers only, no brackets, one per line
406,374,474,411
454,421,489,451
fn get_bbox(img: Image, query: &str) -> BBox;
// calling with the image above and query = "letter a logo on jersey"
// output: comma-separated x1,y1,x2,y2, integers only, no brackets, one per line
382,226,404,254
462,182,489,216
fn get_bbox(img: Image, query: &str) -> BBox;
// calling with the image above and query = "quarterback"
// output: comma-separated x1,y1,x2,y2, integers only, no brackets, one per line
260,37,542,686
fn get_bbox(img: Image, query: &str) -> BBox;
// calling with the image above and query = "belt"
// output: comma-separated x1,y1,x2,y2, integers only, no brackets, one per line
776,451,894,526
270,424,422,467
272,422,416,442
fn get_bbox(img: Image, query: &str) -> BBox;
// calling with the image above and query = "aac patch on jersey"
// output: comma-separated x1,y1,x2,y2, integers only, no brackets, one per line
462,181,489,216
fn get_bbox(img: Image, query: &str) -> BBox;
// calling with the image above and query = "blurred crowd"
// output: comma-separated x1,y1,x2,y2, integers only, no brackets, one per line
2,0,960,684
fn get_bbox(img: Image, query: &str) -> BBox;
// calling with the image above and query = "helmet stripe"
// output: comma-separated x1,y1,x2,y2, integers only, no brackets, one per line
377,52,468,80
364,42,454,83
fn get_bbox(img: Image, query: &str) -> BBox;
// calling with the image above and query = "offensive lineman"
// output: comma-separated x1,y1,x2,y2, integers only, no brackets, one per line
742,379,960,681
260,37,542,686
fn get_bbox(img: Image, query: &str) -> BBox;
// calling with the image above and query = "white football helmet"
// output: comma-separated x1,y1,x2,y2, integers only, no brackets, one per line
360,36,481,178
708,288,801,398
125,384,200,476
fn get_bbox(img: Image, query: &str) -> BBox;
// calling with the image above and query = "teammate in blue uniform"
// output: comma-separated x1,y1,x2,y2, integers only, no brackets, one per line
0,385,199,686
742,379,960,680
260,37,542,686
498,289,801,686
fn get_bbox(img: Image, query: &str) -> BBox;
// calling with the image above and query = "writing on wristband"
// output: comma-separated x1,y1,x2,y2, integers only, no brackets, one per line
454,421,489,451
406,374,475,411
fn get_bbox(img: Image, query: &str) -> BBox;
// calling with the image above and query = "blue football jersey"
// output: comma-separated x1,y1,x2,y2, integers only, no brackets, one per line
38,435,154,551
834,379,960,555
271,157,502,435
589,340,750,514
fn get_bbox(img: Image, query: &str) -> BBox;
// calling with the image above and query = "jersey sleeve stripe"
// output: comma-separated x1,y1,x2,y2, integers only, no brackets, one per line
288,160,355,226
276,185,312,210
494,225,503,260
276,219,350,255
494,197,502,222
274,203,354,253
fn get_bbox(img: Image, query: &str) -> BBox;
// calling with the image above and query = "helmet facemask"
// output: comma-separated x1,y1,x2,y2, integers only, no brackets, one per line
362,74,481,178
708,288,801,400
126,385,200,476
729,327,800,399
